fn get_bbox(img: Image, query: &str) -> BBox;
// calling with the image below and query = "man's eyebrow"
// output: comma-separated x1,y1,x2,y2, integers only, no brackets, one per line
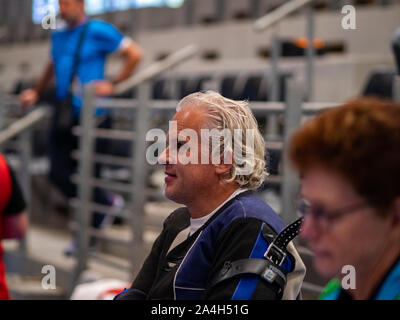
168,131,190,141
165,133,188,145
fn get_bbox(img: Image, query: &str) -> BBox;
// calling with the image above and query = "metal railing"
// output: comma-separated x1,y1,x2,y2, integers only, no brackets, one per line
254,0,316,142
0,93,49,271
114,44,198,96
254,0,314,32
0,107,48,145
253,2,322,296
255,1,343,295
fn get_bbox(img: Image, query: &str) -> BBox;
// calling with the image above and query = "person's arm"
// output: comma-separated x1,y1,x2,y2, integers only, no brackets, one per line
94,40,143,97
19,61,54,107
114,208,186,300
114,231,166,300
114,213,170,300
2,211,28,239
113,40,143,85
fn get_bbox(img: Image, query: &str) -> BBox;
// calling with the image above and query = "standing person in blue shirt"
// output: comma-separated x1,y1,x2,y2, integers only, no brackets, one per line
19,0,143,252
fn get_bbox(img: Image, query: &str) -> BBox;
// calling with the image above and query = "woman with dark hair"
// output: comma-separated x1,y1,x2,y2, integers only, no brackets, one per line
289,98,400,300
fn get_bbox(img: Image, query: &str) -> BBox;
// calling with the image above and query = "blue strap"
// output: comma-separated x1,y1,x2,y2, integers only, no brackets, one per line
230,225,291,300
375,258,400,300
320,289,341,300
231,229,266,300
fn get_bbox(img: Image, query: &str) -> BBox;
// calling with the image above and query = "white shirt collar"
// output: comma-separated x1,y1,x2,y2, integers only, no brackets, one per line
189,188,248,236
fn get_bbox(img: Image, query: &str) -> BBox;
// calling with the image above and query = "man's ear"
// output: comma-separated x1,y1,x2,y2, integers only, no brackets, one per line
215,150,233,177
215,162,233,176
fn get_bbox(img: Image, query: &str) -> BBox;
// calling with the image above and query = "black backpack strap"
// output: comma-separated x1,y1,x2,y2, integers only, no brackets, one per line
264,217,303,266
68,21,91,91
209,218,304,298
209,258,287,295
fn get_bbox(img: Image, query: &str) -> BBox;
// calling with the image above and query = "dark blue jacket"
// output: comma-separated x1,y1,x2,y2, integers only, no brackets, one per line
115,191,294,300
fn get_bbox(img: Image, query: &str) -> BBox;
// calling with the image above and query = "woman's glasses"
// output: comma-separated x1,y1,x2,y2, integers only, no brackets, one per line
296,197,368,231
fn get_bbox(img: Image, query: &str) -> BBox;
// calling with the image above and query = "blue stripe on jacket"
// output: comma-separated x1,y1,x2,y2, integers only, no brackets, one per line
174,193,287,300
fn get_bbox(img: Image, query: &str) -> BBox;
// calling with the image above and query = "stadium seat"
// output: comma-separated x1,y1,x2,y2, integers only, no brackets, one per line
362,68,396,99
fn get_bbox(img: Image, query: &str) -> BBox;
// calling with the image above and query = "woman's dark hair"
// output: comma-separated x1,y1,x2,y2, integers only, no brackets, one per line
289,98,400,213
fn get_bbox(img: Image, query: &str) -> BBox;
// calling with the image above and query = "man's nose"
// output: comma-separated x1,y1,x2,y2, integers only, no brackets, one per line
158,146,169,165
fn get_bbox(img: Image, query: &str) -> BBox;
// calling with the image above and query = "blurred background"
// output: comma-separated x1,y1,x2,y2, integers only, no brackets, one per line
0,0,399,300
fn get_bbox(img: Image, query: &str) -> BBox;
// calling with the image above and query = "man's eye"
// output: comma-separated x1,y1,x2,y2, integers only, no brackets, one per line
177,141,185,149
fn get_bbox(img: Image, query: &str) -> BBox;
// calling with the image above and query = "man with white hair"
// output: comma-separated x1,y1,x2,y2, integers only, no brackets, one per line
115,91,305,300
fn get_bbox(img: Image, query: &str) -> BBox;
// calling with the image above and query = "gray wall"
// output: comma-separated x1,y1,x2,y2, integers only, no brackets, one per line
0,1,398,101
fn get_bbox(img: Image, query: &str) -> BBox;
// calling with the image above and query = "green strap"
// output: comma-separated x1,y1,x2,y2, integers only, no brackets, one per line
319,279,341,300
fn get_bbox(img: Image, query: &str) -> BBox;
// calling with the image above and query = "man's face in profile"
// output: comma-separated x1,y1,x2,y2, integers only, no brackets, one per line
158,107,219,207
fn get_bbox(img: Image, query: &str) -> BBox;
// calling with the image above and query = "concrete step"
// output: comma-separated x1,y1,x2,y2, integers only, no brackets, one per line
81,200,180,259
3,224,134,299
7,274,67,300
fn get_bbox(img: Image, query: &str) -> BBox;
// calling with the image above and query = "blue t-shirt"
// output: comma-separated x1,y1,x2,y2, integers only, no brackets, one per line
51,19,123,116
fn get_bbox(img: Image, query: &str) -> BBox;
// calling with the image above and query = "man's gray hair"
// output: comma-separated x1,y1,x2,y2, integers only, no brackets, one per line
177,90,268,190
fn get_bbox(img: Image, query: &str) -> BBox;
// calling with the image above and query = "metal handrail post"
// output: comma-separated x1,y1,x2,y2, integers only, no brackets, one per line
0,88,4,153
130,81,151,277
281,80,303,224
185,0,195,26
270,35,281,106
329,0,342,10
305,3,315,102
114,45,198,96
266,35,282,141
0,107,48,145
393,75,400,102
18,129,32,273
253,0,315,32
72,84,96,289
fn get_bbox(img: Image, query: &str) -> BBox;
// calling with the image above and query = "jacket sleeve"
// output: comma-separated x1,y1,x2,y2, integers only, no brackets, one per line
114,208,190,300
114,229,167,300
204,218,293,300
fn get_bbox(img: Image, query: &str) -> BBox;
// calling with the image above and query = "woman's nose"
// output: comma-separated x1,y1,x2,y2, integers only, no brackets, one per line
300,215,320,242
